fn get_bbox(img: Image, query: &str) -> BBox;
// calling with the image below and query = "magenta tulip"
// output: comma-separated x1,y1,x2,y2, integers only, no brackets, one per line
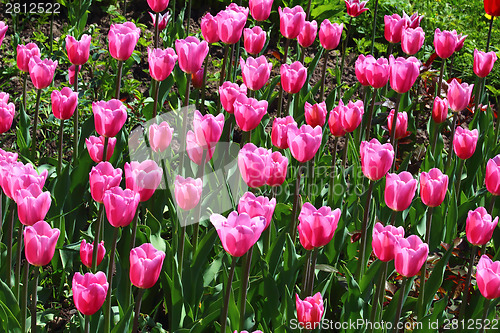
51,87,78,120
280,61,307,94
80,240,106,269
295,293,324,329
384,14,407,44
454,32,467,52
238,192,276,229
305,102,327,128
17,43,40,73
0,21,6,47
85,136,117,163
15,183,51,226
238,143,271,188
389,55,420,94
244,26,266,55
103,186,140,228
0,100,15,134
66,34,91,65
486,155,500,196
240,55,272,91
340,100,364,133
384,172,417,212
403,11,424,29
108,22,141,61
266,151,288,187
297,202,341,250
474,49,497,78
287,124,322,163
328,107,346,138
372,222,405,262
201,12,219,44
401,27,425,56
148,47,177,81
186,131,215,165
28,56,58,90
476,255,500,299
387,109,409,140
233,94,268,132
434,28,457,59
125,160,163,202
365,56,390,89
217,8,248,45
130,243,165,289
345,0,369,17
149,12,169,32
360,139,394,181
219,81,247,114
278,6,306,39
453,126,479,160
193,110,225,151
149,121,173,153
298,20,318,48
175,36,209,74
249,0,273,21
420,168,448,207
92,99,127,138
72,272,108,316
394,235,428,277
0,148,17,163
319,20,343,50
355,54,374,86
174,175,203,211
432,97,448,124
89,162,123,203
24,220,60,266
447,78,473,112
147,0,169,12
466,207,498,246
68,65,80,86
0,162,48,200
271,116,296,149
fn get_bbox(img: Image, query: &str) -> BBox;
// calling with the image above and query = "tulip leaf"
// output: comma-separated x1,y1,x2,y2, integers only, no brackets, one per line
0,300,21,333
0,279,19,317
423,244,453,314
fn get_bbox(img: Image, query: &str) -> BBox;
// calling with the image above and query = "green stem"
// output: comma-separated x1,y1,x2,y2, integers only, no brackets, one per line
21,262,29,333
305,0,312,20
130,204,140,249
393,277,407,332
193,150,207,253
289,164,303,242
84,314,90,333
200,47,210,114
358,180,374,280
417,206,434,318
339,17,353,86
180,75,191,173
179,224,186,278
370,260,388,333
239,246,253,331
370,0,379,55
390,210,397,226
31,89,42,161
459,245,477,321
306,248,319,296
389,93,402,148
301,251,311,299
132,288,145,333
31,267,39,333
6,203,14,287
228,43,235,83
431,122,440,158
104,227,120,333
22,72,28,112
486,16,494,53
479,298,491,333
153,79,160,119
73,65,80,164
92,204,104,272
328,137,339,207
49,0,54,55
365,88,377,140
115,60,123,100
277,39,291,118
102,136,110,162
445,113,458,172
455,158,465,205
307,159,315,200
57,119,64,175
319,50,330,102
15,225,23,300
436,59,445,98
220,256,237,333
489,195,497,215
218,45,229,89
154,12,159,49
185,0,192,37
341,133,350,169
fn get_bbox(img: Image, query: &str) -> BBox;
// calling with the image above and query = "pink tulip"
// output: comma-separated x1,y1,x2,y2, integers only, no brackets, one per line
360,139,394,181
186,131,215,165
389,55,420,94
89,162,123,203
466,207,498,246
434,28,457,59
249,0,273,21
453,126,478,160
219,82,247,114
244,26,266,55
149,12,169,32
387,109,409,139
384,14,407,43
51,87,78,120
432,97,448,124
401,27,425,55
238,192,276,229
130,243,165,289
287,124,322,163
175,36,209,74
454,32,467,52
372,222,405,262
384,172,417,212
148,47,178,81
447,79,473,112
149,121,173,153
201,13,220,44
240,55,272,91
345,0,369,17
328,106,346,137
280,61,307,94
420,168,448,207
486,155,500,196
80,240,106,269
217,8,248,45
92,99,128,138
319,20,343,50
17,43,41,72
355,54,373,86
476,255,500,299
295,293,324,329
192,67,204,89
0,148,17,163
174,175,203,211
125,160,163,202
108,22,141,61
394,235,428,277
238,143,271,188
66,34,91,65
15,183,51,226
305,102,327,128
24,220,60,266
210,211,266,257
28,56,58,90
0,92,9,104
403,11,424,29
340,100,364,133
266,151,288,187
271,116,296,149
147,0,169,12
365,56,390,89
0,21,7,47
68,65,80,86
298,202,341,250
72,272,108,316
0,100,15,134
233,94,268,132
85,136,117,163
193,110,225,151
474,49,497,78
226,2,249,15
278,6,306,39
298,20,318,48
1,162,48,200
103,186,140,228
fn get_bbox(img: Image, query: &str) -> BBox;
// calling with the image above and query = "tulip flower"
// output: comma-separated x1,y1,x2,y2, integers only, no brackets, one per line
360,139,394,181
66,34,91,65
384,172,417,212
148,47,178,81
249,0,273,21
244,26,266,55
434,28,460,60
1,162,48,200
238,192,276,229
372,222,405,261
201,13,219,44
476,255,500,299
420,168,448,207
103,186,140,228
186,131,215,165
193,110,225,151
340,100,364,133
278,6,306,40
328,107,346,138
0,100,15,134
72,272,109,316
432,97,448,124
238,143,271,188
219,82,247,114
486,155,500,196
454,32,467,52
130,243,165,289
233,94,268,132
147,0,169,12
298,20,318,48
14,183,51,226
403,11,424,29
125,160,163,202
174,175,203,211
365,56,390,89
484,0,500,16
384,14,408,44
295,293,324,329
80,240,106,269
287,124,322,163
175,36,209,74
192,67,204,88
466,207,498,246
266,151,288,187
0,21,7,47
447,79,473,112
51,87,78,120
280,61,307,94
149,12,169,32
85,136,117,163
28,56,58,90
389,55,420,94
401,27,425,55
453,126,478,160
318,20,343,50
304,102,327,128
89,162,123,203
387,109,410,140
297,202,341,250
68,65,80,86
210,211,266,257
148,121,173,153
0,148,17,163
240,55,272,91
92,99,128,138
474,49,498,78
17,43,41,72
345,0,369,17
108,22,141,61
394,235,428,277
24,220,60,266
217,8,248,45
271,116,296,149
355,54,374,86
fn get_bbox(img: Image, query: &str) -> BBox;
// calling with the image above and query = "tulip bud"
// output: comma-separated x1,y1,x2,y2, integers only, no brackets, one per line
295,293,324,329
148,47,178,82
17,43,40,73
66,34,91,66
319,20,343,50
372,222,405,261
72,272,109,315
238,191,276,229
304,102,327,128
486,155,500,196
474,49,497,78
387,109,409,140
345,0,369,17
360,139,394,181
420,168,448,207
432,97,448,124
175,36,209,74
249,0,273,21
108,22,141,61
384,172,417,212
266,151,288,187
271,116,296,149
476,255,500,299
401,27,425,56
244,26,266,55
394,235,428,277
24,220,60,266
129,243,165,289
80,240,106,269
174,175,203,211
103,186,140,228
453,126,478,160
85,136,117,163
298,202,341,250
51,87,78,120
238,143,271,188
434,28,457,59
148,121,174,153
89,162,123,203
201,12,219,44
278,6,306,39
297,20,317,48
447,79,473,112
124,160,163,202
384,14,407,43
240,55,272,91
28,56,58,90
233,94,268,132
287,124,322,163
280,61,307,94
466,207,498,246
219,81,247,114
92,99,128,138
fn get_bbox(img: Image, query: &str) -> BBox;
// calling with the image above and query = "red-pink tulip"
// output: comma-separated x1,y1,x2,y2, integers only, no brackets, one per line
249,0,273,21
298,202,341,250
149,121,173,153
278,6,306,39
217,8,248,45
17,43,41,72
85,136,117,163
365,56,389,89
474,49,497,78
355,54,373,86
295,293,324,329
147,0,169,12
298,20,317,48
130,243,165,288
447,79,473,112
476,255,500,299
432,97,448,124
92,99,128,138
240,55,272,91
360,139,394,181
244,26,266,55
68,65,80,86
201,13,219,44
148,47,177,81
319,20,343,50
193,110,225,150
80,240,106,269
0,148,17,163
233,94,268,132
186,131,215,165
238,192,276,229
66,34,91,66
24,220,60,266
192,67,204,89
387,109,409,139
345,0,369,17
372,222,405,262
175,36,209,74
454,32,467,52
108,22,141,61
486,155,500,196
342,100,365,133
403,11,424,29
210,211,266,257
266,151,288,187
281,61,307,94
466,207,498,246
28,56,58,90
401,27,425,56
0,100,15,134
389,55,420,94
15,183,51,226
0,21,7,47
287,124,322,163
174,175,203,210
125,160,163,202
51,87,78,120
219,81,247,114
89,162,122,203
305,102,327,128
420,168,448,207
328,107,346,138
103,186,140,227
72,272,108,316
384,14,407,43
453,126,478,160
384,172,417,212
434,28,458,59
238,143,271,188
271,116,296,149
0,162,48,200
394,235,428,277
149,12,169,32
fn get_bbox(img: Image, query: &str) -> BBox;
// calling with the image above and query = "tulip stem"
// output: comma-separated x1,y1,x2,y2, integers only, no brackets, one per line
220,256,237,333
84,315,90,333
370,260,388,333
180,75,192,174
239,246,253,331
218,45,230,89
179,224,186,278
57,119,64,175
154,12,160,49
431,122,440,158
301,251,311,299
130,203,140,249
200,47,210,114
115,60,123,100
30,267,39,333
92,204,104,272
341,133,350,170
445,113,458,171
193,151,207,253
102,136,110,162
6,202,14,287
328,137,339,207
15,225,23,300
455,158,465,205
489,195,496,215
31,89,42,161
393,277,407,332
290,164,303,242
185,0,192,37
104,227,120,333
340,17,353,87
370,0,379,55
486,16,494,53
390,210,397,226
307,159,315,200
153,79,160,119
306,248,319,296
389,93,401,148
459,245,477,322
22,72,28,112
480,298,491,333
365,88,377,141
319,50,329,102
436,59,446,98
305,0,312,20
132,288,145,333
358,180,374,280
417,206,434,319
20,262,29,333
277,39,291,118
73,65,80,164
